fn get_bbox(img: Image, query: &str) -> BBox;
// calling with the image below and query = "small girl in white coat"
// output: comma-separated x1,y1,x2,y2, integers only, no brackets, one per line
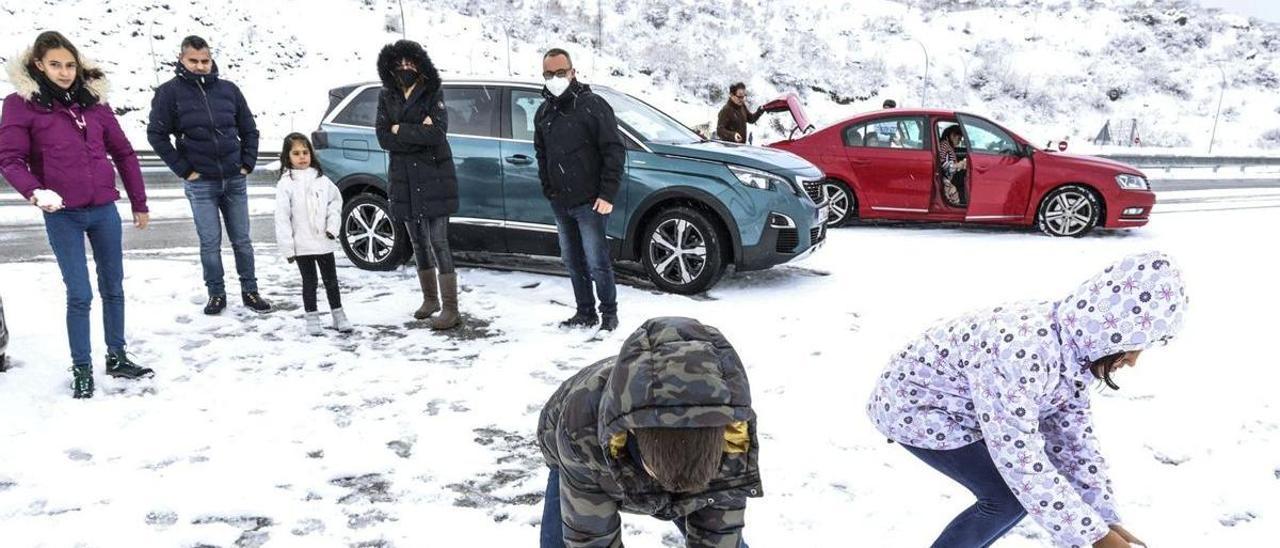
274,133,352,335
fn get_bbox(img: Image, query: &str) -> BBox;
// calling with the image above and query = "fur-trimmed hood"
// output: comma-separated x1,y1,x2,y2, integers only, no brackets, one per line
376,40,440,95
5,46,110,106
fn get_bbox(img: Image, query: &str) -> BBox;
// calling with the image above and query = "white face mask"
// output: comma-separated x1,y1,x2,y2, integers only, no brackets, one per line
546,76,571,97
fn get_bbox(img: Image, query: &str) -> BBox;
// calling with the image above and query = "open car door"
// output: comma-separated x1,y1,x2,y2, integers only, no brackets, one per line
761,92,815,141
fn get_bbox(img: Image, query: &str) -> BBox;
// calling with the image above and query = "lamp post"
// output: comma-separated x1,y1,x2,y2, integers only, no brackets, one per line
913,39,931,106
1208,64,1226,154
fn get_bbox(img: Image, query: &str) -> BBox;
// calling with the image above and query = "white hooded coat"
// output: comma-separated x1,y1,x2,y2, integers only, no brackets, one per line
274,167,342,258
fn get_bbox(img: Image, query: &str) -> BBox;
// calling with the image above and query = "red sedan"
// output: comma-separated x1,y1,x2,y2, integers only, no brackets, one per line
765,104,1155,237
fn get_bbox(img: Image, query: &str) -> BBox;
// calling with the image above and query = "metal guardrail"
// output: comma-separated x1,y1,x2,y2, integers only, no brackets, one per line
136,151,276,169
1097,154,1280,169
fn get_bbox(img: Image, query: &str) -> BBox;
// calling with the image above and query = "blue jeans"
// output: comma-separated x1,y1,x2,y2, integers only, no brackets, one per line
551,203,616,316
539,468,748,548
902,442,1028,548
43,203,126,365
184,175,258,295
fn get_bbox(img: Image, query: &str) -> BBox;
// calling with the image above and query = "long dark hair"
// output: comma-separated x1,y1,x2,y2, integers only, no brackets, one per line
1090,353,1125,391
27,31,103,82
941,125,964,144
279,133,323,177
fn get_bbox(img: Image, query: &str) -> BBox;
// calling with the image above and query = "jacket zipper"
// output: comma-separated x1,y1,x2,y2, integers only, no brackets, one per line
196,78,227,182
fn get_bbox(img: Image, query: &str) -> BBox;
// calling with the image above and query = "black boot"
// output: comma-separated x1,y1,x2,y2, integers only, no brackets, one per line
71,364,94,399
600,314,619,332
203,294,227,315
106,349,154,379
559,310,598,329
242,292,272,313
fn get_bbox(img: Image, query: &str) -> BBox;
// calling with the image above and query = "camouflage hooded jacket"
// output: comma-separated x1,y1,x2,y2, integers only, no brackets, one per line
537,317,762,548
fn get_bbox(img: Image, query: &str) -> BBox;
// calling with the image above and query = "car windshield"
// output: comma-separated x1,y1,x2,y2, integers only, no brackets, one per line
594,88,703,145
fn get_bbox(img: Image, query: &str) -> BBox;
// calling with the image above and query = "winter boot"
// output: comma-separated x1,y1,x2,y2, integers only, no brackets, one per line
559,310,599,329
306,311,325,336
71,363,94,399
430,273,461,330
203,294,227,315
414,268,441,320
600,313,619,332
332,308,354,333
242,291,272,313
106,349,154,379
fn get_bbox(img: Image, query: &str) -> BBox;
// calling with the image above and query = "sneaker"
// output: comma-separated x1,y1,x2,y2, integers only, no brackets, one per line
559,311,599,329
331,308,354,333
242,292,272,313
306,312,324,336
71,363,94,399
105,349,154,379
600,314,619,332
203,294,227,315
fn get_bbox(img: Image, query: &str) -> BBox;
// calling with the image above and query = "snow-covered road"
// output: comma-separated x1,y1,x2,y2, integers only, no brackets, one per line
0,206,1276,547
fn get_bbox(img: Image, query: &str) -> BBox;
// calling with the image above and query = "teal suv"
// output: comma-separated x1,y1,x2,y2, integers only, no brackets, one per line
313,79,827,294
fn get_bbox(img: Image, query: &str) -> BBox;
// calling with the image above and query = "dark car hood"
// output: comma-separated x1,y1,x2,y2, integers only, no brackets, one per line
649,140,820,176
1039,152,1144,176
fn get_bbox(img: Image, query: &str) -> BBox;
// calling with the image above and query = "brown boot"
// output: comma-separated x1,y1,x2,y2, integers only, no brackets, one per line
430,272,461,330
414,268,440,320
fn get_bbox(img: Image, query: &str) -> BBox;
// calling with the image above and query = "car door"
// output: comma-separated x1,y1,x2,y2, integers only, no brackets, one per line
842,116,933,214
441,85,506,252
957,114,1033,222
501,87,561,255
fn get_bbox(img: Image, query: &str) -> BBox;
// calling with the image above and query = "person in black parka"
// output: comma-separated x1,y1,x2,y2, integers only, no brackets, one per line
374,40,461,330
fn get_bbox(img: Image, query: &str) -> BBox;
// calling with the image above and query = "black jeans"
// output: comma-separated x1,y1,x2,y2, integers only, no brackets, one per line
295,253,342,313
405,216,454,274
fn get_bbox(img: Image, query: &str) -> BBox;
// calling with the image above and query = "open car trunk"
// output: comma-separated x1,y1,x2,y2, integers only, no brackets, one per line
761,92,815,141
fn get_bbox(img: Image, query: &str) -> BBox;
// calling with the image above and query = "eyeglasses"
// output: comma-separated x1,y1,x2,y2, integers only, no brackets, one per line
542,69,571,80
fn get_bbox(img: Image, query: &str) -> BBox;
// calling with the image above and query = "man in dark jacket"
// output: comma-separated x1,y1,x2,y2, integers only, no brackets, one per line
147,35,269,315
715,82,763,143
534,48,625,332
537,317,760,548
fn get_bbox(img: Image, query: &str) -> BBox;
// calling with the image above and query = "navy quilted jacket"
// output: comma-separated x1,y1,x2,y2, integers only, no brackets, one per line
146,62,259,180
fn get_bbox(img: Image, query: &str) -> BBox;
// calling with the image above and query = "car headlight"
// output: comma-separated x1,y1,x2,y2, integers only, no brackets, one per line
728,165,791,192
1115,174,1149,190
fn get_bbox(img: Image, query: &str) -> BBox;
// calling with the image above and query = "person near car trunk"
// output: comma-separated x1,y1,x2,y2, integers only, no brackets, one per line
716,82,764,144
374,40,462,331
147,35,270,316
0,31,155,398
535,48,625,332
939,125,968,206
537,317,761,548
867,251,1188,548
273,133,353,337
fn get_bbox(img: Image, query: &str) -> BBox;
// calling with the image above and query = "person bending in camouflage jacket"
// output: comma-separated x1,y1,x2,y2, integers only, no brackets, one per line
537,316,761,548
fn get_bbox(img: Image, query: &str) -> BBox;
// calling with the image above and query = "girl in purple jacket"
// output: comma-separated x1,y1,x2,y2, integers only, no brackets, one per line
0,31,155,398
868,251,1187,547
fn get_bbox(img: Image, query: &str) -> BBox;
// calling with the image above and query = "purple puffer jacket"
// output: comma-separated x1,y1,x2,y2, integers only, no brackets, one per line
868,251,1188,547
0,48,147,212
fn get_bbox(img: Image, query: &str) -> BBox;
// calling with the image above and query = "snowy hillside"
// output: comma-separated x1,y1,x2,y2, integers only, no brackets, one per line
1,0,1279,152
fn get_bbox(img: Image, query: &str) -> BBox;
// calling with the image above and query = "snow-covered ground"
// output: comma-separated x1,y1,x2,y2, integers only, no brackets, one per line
0,205,1276,546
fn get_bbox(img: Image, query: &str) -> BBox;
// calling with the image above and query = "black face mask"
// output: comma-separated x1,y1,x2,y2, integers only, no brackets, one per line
395,68,418,88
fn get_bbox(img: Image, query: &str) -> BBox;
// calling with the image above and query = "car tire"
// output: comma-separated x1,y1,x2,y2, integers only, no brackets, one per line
341,193,412,271
821,179,856,227
0,354,6,373
1036,185,1101,237
640,206,726,295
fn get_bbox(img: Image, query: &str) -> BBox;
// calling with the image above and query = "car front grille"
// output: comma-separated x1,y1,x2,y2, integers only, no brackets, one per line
811,225,825,245
777,228,799,253
800,178,823,203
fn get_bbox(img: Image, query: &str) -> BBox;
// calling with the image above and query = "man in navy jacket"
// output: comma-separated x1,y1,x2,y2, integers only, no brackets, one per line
147,35,270,314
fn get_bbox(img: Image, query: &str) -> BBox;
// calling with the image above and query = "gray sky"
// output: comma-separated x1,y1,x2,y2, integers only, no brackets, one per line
1192,0,1280,22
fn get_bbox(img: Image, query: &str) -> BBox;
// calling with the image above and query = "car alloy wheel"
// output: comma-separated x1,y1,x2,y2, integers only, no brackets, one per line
821,181,853,226
346,202,397,264
1038,185,1100,237
649,218,708,286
